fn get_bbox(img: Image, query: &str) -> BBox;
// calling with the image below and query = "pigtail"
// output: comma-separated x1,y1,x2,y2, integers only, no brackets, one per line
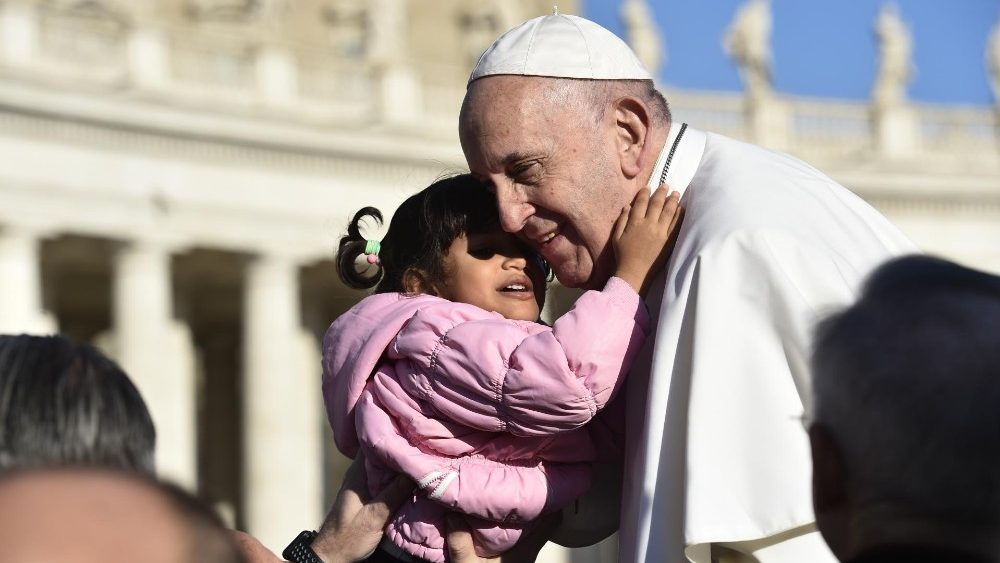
336,207,384,290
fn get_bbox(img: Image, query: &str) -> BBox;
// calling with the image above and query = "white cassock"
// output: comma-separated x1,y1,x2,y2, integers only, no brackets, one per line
618,123,918,562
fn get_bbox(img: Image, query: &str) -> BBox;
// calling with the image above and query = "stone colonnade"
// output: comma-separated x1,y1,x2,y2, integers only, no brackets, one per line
0,2,426,128
0,225,325,551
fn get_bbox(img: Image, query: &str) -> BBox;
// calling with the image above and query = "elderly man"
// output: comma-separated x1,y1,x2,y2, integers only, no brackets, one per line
459,13,915,563
809,256,1000,563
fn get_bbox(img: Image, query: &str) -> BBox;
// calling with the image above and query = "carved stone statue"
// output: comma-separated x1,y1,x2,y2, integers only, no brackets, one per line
620,0,664,77
366,0,407,66
988,12,1000,106
459,5,501,67
185,0,258,21
323,0,367,58
458,4,523,68
38,0,129,64
871,3,913,111
724,0,772,103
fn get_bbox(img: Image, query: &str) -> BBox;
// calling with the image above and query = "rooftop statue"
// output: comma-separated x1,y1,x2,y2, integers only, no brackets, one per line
724,0,772,104
871,3,913,111
621,0,664,78
987,12,1000,105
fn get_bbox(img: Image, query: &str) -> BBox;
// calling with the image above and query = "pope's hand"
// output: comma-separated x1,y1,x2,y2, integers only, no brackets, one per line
311,452,414,563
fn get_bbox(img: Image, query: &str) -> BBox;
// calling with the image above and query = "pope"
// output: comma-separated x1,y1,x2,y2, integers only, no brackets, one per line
458,13,917,563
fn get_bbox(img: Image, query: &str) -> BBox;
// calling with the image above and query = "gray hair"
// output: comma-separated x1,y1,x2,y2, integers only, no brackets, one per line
540,78,671,126
811,255,1000,530
0,334,156,473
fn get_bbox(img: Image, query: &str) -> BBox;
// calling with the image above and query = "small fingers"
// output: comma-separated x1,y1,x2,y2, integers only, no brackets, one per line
659,191,681,226
629,187,651,221
645,185,671,220
667,202,685,231
614,205,631,240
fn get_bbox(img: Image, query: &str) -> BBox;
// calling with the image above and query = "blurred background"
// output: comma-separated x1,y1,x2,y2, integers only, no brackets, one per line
0,0,997,561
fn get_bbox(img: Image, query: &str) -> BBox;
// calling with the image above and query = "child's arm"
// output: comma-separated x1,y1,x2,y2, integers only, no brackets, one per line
388,187,683,437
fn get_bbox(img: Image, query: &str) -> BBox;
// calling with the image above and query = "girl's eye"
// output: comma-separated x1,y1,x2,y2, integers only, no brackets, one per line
468,247,496,259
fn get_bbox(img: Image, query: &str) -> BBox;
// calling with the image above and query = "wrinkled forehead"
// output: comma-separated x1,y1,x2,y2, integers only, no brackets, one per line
460,76,567,171
462,77,534,134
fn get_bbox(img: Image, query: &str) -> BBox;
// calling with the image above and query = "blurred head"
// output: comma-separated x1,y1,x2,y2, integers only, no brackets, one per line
460,76,669,289
336,174,548,321
0,467,244,563
809,255,1000,560
0,334,155,473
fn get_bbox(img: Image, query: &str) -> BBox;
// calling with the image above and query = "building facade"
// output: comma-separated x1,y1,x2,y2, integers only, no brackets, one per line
1,0,998,560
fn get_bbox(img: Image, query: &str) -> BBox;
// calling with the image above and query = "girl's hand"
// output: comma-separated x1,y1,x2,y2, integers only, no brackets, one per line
612,186,684,297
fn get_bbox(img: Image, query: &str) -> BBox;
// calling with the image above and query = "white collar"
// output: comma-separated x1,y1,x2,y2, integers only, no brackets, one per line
646,122,706,197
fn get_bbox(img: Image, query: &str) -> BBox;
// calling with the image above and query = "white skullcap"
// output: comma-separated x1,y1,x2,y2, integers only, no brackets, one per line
468,14,652,85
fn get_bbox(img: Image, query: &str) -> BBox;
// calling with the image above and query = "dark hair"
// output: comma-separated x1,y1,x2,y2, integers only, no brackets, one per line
337,173,547,293
0,334,156,473
812,255,1000,528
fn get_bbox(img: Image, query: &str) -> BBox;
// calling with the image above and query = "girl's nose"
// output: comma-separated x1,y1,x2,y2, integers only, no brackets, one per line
502,253,528,270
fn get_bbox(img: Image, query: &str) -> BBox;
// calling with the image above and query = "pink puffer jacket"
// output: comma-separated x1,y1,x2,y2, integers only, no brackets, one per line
322,277,649,562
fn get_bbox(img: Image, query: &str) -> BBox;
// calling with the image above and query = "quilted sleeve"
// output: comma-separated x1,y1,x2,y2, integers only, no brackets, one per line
389,277,650,436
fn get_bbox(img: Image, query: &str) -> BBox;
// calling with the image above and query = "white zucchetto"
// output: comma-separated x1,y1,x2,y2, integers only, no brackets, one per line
468,14,653,85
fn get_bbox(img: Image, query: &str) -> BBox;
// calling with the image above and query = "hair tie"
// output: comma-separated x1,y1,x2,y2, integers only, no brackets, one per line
364,240,381,265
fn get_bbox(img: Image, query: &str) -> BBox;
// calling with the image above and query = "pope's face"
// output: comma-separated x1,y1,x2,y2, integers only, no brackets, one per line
460,76,633,289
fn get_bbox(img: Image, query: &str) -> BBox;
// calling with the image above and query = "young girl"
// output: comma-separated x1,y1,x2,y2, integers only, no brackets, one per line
323,174,682,562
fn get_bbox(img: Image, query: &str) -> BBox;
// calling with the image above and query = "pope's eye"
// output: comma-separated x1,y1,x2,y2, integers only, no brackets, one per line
510,161,540,182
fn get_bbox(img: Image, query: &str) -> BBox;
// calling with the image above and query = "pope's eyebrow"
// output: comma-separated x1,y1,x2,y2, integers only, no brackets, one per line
501,151,535,167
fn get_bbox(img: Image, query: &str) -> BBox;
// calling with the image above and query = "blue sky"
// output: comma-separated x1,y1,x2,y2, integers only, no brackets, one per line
582,0,1000,106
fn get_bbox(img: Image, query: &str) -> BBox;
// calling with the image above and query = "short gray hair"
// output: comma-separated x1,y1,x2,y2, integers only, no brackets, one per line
540,78,671,126
0,334,156,473
812,255,1000,530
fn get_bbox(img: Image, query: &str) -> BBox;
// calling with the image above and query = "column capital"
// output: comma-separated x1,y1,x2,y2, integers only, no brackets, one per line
0,220,59,240
246,246,316,269
115,234,190,256
0,223,56,334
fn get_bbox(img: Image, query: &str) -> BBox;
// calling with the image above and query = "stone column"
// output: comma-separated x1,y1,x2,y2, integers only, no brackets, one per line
367,0,421,127
0,226,55,334
872,105,919,159
0,2,38,68
379,63,423,127
747,96,791,151
256,45,298,106
242,254,322,551
128,23,170,90
113,240,197,488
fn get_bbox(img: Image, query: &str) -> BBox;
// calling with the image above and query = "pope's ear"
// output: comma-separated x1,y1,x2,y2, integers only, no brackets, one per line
612,96,652,180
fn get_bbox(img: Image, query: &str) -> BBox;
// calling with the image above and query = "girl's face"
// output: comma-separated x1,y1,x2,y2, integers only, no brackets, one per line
436,228,546,321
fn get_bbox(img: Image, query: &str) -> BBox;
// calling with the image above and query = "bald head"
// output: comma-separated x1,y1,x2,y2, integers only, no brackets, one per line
0,468,244,563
